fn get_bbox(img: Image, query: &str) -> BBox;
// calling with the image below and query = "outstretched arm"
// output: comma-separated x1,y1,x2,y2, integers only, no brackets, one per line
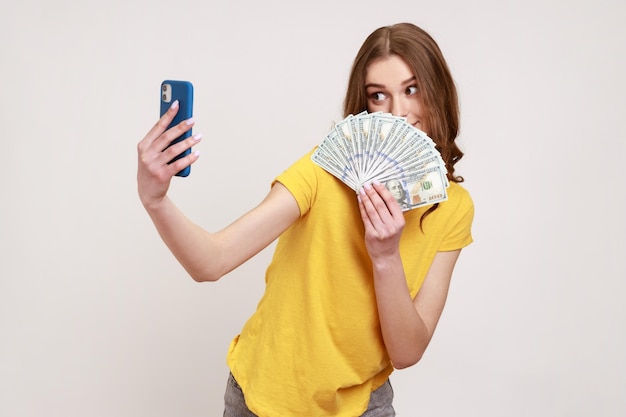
358,182,462,369
137,101,300,282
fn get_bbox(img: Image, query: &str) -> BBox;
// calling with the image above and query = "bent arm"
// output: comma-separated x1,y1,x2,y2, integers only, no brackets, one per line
358,182,463,369
137,105,301,282
373,249,460,369
144,182,300,282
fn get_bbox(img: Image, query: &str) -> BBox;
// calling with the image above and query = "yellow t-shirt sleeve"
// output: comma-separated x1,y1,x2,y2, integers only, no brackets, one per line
271,149,319,218
438,184,475,251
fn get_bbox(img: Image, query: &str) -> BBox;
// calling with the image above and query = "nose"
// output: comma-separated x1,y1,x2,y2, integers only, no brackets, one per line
390,97,408,117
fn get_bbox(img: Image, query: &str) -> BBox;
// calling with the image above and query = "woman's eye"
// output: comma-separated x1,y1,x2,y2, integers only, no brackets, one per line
370,92,386,101
406,86,418,96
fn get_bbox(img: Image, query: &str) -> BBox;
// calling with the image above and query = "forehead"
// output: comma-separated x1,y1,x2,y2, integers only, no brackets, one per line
365,55,414,85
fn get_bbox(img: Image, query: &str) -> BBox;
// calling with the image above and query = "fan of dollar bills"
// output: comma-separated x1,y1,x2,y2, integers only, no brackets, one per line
311,111,449,211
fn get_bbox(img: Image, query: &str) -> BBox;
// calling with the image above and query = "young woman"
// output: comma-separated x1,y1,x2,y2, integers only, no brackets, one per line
137,22,474,417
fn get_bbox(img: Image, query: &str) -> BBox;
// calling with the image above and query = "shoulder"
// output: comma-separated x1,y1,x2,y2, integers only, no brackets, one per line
439,182,474,220
434,182,474,249
446,182,473,207
272,148,326,216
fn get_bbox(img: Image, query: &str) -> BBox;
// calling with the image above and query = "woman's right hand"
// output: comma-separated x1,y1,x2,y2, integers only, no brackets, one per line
136,100,202,210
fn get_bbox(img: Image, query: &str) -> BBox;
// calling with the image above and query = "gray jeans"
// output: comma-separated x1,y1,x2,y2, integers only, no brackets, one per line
223,372,395,417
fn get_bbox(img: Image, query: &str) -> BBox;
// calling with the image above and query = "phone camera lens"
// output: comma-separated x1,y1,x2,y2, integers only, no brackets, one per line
162,93,167,100
162,85,167,92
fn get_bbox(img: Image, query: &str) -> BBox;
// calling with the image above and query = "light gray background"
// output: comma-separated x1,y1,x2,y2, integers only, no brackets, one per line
1,0,625,416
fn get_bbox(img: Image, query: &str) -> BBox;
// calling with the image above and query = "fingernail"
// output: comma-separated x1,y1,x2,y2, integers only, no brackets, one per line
193,133,202,141
193,150,201,157
186,118,195,125
364,183,372,190
171,100,179,109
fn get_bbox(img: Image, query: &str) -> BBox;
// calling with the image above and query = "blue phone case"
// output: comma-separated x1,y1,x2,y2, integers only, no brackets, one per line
160,80,194,177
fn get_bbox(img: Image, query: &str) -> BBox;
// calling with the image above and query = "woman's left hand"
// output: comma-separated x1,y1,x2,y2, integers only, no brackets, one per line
357,182,405,261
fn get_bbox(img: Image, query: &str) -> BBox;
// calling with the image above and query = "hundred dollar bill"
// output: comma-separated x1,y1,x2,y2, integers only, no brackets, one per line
404,165,449,209
376,167,448,211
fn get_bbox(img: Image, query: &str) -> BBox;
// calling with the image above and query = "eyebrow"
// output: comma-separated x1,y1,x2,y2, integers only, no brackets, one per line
365,76,417,90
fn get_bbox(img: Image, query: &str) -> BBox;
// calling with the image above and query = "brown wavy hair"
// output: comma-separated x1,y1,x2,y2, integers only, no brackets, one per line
343,23,464,225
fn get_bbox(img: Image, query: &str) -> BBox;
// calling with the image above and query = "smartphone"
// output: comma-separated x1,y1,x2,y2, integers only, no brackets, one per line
160,80,194,177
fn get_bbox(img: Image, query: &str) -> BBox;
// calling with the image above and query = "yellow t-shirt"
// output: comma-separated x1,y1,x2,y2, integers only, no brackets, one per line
226,149,474,417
